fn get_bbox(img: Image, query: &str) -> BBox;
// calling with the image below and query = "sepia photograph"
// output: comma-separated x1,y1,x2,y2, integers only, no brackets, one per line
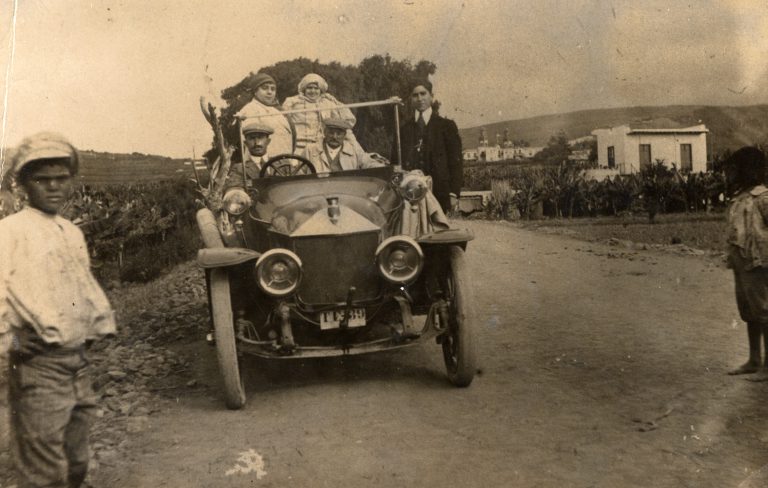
1,1,768,486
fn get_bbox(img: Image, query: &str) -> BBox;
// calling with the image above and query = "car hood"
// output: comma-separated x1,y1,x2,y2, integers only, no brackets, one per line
270,194,386,236
289,206,380,237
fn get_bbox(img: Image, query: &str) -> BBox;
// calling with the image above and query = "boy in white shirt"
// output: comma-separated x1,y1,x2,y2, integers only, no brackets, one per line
0,132,116,487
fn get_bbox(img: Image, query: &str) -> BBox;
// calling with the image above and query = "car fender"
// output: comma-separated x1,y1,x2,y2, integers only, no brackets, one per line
196,207,224,248
197,247,262,269
416,228,475,246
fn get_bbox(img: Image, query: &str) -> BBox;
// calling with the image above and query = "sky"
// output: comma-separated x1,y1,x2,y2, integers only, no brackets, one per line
1,0,767,162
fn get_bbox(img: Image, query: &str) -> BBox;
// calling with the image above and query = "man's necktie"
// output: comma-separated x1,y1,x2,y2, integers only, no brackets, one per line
417,111,426,131
325,146,344,172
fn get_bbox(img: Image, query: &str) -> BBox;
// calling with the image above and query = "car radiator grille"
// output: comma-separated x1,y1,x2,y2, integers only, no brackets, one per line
293,231,381,305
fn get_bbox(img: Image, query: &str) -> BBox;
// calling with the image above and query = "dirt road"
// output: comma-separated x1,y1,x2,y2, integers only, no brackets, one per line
5,220,768,487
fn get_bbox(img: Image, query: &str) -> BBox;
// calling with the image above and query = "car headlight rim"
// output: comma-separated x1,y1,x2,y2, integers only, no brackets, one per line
375,236,424,284
255,249,303,297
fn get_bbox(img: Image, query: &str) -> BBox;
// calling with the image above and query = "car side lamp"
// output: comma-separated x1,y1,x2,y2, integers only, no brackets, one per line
399,173,428,204
223,188,252,215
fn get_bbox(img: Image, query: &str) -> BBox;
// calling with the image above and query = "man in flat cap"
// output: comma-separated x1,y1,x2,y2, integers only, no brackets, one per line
226,121,275,187
301,118,383,173
0,132,116,487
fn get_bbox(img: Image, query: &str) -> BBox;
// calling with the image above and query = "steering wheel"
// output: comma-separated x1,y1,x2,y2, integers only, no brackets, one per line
259,154,317,178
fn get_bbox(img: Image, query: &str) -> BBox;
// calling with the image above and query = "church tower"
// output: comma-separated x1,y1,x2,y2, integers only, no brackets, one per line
479,127,488,146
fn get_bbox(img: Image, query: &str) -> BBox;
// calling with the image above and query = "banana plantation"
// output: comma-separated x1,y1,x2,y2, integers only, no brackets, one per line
465,161,727,221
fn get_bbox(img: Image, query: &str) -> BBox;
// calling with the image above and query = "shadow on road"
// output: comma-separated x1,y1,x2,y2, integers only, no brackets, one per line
242,350,451,391
177,339,460,412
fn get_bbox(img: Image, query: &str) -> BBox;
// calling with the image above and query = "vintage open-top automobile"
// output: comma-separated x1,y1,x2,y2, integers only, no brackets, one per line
195,97,476,409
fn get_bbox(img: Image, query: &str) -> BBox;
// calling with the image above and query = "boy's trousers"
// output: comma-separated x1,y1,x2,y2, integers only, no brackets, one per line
9,343,96,488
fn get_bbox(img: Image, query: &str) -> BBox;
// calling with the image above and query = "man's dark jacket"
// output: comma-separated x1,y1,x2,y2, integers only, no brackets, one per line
393,111,463,208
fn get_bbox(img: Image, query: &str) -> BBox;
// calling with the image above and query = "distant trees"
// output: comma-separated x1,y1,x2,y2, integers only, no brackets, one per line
640,160,677,222
534,130,571,164
211,55,438,157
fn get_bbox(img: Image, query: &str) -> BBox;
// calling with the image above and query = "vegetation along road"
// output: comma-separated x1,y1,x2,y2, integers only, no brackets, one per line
3,219,768,487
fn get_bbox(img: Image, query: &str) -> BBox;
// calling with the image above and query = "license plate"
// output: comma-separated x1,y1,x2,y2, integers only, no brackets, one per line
319,308,366,330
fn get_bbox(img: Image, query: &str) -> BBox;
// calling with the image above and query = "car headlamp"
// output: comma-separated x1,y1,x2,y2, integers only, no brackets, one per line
223,189,252,215
400,177,428,203
375,236,423,284
254,249,302,297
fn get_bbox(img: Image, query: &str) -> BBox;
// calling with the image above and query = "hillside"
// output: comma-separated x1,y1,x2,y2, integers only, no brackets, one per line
4,104,767,187
1,150,193,187
76,151,193,186
459,105,768,155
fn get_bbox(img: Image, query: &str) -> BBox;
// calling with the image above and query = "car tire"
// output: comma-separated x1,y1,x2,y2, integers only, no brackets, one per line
441,245,477,387
210,267,247,409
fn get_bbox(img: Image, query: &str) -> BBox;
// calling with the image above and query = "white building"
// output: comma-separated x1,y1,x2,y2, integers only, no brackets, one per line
591,124,709,174
515,146,543,159
463,148,478,161
567,149,592,164
464,127,542,162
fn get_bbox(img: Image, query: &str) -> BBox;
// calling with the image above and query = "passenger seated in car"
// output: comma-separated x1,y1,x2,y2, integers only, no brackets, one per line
226,122,274,187
282,73,359,153
300,118,384,173
236,73,294,156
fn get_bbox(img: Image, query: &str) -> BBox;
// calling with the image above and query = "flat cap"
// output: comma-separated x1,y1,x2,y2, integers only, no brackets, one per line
323,118,352,131
251,72,276,90
12,132,79,176
242,121,274,135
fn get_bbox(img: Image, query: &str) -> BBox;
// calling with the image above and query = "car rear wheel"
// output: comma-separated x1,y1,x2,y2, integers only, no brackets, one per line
210,268,247,409
441,245,477,387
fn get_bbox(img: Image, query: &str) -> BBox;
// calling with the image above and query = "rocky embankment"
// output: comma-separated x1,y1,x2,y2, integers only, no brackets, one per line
0,262,209,486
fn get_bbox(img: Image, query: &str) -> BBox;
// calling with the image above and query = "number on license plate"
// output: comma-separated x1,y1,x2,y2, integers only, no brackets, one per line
319,308,366,330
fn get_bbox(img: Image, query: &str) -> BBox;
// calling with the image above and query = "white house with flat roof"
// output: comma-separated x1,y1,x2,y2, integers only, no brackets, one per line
591,123,709,174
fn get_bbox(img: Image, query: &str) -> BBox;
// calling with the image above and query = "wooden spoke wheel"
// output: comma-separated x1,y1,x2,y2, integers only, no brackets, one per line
441,246,477,387
209,268,247,409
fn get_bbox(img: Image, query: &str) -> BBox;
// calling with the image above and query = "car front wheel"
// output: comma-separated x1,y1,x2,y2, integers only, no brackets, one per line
441,245,477,387
210,268,247,409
